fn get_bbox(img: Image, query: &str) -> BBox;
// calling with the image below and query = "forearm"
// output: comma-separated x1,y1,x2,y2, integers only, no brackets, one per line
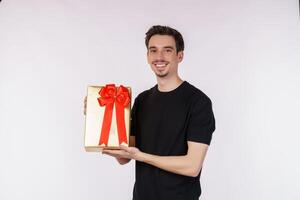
103,142,208,175
138,153,201,177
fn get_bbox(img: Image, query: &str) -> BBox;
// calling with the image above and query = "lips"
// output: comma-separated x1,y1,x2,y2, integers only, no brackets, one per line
153,61,168,68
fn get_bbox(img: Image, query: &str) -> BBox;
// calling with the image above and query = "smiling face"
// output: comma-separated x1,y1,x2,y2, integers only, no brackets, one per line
147,35,183,78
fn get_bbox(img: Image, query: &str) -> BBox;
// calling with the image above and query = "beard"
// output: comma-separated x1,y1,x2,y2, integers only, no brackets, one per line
152,63,169,78
154,66,169,77
155,71,169,78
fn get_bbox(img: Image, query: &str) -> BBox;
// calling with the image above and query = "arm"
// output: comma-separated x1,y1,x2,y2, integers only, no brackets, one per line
139,141,208,177
102,141,209,177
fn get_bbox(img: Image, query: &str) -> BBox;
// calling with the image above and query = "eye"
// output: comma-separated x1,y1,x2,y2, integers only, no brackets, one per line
165,49,173,53
149,49,157,53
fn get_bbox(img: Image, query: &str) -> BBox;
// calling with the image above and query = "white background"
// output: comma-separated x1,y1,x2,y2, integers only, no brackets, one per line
0,0,300,199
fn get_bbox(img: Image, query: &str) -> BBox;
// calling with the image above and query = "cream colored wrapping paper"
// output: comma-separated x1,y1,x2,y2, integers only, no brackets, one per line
84,85,131,151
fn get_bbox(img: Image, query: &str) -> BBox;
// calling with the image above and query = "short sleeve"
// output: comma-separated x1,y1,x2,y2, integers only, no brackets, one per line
130,97,138,137
187,97,215,145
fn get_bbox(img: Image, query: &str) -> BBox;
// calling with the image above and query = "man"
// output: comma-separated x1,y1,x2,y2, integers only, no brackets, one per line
85,25,215,200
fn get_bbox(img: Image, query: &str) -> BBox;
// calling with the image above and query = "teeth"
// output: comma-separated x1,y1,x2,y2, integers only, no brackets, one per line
155,63,167,67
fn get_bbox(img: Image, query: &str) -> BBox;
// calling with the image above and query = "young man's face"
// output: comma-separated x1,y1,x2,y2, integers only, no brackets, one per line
147,35,183,78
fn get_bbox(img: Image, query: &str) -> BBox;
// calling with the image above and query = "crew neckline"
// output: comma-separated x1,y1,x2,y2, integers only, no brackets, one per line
155,80,187,94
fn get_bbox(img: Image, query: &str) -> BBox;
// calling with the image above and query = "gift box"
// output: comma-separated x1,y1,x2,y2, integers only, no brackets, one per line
84,84,131,151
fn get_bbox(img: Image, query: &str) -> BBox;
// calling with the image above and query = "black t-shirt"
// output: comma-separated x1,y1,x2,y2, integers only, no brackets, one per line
130,81,215,200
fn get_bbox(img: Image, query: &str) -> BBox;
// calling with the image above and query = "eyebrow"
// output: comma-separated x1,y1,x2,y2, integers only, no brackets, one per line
163,46,175,50
148,46,175,49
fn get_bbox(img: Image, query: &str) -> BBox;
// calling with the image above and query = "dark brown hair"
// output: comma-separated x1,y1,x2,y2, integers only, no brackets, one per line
145,25,184,53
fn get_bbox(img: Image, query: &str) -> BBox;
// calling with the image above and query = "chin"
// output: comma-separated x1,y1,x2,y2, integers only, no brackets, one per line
155,72,169,78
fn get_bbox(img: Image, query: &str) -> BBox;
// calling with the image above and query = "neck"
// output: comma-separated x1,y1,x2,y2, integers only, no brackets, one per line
156,75,183,92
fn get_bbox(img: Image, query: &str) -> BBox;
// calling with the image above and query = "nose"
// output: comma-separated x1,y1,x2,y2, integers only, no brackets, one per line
156,50,164,60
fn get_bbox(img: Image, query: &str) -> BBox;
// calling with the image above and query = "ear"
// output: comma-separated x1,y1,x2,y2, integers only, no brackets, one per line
177,51,184,62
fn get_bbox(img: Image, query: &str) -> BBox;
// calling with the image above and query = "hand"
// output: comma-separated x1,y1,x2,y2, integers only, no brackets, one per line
102,145,142,161
101,149,132,165
115,157,131,165
83,96,87,115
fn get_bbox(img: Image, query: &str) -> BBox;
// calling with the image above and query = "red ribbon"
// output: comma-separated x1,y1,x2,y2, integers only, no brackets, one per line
97,84,130,146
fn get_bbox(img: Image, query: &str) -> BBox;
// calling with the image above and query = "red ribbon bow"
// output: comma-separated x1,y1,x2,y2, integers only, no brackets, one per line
97,84,130,146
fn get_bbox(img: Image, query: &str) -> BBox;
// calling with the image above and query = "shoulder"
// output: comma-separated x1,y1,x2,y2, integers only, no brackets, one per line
134,85,156,103
184,81,212,106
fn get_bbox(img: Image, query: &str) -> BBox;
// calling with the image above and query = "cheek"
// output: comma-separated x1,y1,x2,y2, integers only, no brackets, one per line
147,55,152,64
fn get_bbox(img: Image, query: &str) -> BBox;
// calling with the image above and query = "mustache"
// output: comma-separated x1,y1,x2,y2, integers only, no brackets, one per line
153,60,168,63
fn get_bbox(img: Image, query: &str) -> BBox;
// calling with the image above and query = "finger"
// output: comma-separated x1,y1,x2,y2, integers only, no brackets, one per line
84,96,87,115
102,150,121,156
119,145,129,151
102,149,123,153
103,149,126,156
104,152,130,159
102,152,119,158
104,150,131,158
